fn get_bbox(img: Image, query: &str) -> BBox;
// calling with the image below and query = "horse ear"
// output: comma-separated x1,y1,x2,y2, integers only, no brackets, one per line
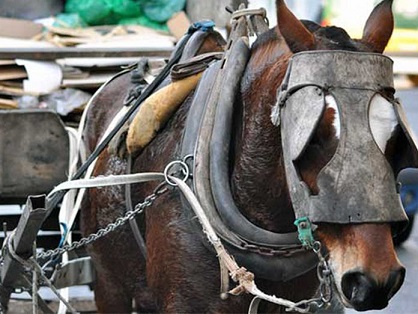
361,0,394,53
276,0,315,52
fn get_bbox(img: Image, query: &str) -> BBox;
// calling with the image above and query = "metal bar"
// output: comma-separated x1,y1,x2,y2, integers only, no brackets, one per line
0,195,48,311
22,275,55,314
0,47,173,60
52,257,95,289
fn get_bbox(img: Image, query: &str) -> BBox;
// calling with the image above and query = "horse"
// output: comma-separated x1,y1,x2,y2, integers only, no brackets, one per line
80,0,413,312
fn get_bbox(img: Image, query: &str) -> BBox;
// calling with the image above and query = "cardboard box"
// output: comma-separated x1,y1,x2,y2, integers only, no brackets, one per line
167,11,191,41
0,17,43,39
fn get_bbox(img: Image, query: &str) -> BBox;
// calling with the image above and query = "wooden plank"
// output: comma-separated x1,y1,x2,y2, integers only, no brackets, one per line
62,72,116,88
0,66,27,81
0,47,173,60
0,98,18,109
0,84,35,97
0,60,15,66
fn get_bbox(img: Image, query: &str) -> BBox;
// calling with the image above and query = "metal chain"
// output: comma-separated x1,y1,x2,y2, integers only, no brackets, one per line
286,241,333,313
315,242,333,304
243,243,306,257
36,184,168,260
37,159,188,261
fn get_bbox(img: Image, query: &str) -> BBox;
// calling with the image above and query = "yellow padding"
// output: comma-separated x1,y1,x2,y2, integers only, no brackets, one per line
127,72,203,155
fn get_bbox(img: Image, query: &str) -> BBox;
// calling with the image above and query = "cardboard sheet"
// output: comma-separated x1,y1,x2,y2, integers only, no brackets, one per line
0,66,27,81
16,59,62,94
167,11,191,40
62,72,115,88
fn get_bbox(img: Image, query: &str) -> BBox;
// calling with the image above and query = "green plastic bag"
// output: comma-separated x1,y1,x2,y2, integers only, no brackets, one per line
65,0,112,25
119,16,169,31
112,0,142,18
54,13,88,28
141,0,186,23
65,0,142,26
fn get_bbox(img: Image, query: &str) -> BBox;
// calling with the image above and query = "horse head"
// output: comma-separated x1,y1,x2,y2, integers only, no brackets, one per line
269,0,416,311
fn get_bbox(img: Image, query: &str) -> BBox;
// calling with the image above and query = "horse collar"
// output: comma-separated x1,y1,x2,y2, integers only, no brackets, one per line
180,20,318,282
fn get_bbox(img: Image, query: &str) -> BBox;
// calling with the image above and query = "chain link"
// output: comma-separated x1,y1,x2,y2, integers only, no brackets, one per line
36,185,168,260
285,241,333,313
315,243,333,304
243,243,307,257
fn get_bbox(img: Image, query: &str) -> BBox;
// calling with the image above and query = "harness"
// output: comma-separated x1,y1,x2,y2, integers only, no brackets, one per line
179,16,317,282
9,5,418,314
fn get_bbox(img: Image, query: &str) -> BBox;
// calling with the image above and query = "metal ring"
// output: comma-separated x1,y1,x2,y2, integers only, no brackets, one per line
264,16,270,27
312,241,322,253
182,154,194,164
164,160,190,187
182,154,195,177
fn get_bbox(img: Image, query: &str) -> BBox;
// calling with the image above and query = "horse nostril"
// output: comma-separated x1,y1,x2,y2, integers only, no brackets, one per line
341,272,372,305
341,271,387,311
386,267,406,299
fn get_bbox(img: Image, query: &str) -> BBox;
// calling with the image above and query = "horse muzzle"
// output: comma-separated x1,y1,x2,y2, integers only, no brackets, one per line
340,267,405,311
317,222,405,311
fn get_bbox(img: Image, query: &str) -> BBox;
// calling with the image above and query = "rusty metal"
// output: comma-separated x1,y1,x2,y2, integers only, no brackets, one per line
0,110,69,200
0,195,50,312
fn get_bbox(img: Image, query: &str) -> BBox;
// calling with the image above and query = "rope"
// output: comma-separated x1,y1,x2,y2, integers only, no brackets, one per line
5,232,78,314
3,157,330,313
171,177,323,312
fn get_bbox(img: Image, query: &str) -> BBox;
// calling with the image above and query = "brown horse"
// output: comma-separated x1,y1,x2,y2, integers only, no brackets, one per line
81,0,408,312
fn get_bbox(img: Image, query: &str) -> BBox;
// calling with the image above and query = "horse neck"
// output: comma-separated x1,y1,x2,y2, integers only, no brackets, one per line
231,33,296,233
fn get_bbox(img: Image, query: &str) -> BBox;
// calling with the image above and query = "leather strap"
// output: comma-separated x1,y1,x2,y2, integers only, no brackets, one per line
171,52,223,80
125,154,147,258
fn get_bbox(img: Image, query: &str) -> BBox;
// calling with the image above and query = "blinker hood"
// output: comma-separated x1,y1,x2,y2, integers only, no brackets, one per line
272,51,418,225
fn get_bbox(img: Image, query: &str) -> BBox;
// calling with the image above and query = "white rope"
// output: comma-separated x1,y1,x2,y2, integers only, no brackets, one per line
49,173,164,196
171,177,305,310
58,127,78,314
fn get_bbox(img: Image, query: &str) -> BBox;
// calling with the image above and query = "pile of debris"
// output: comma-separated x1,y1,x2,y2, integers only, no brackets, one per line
0,5,190,121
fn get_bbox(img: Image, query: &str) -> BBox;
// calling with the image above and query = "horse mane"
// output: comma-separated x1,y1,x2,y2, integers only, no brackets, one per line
247,18,365,89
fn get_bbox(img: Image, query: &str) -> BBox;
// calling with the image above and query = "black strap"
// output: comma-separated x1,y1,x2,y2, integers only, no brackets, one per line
46,25,202,211
125,155,147,258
